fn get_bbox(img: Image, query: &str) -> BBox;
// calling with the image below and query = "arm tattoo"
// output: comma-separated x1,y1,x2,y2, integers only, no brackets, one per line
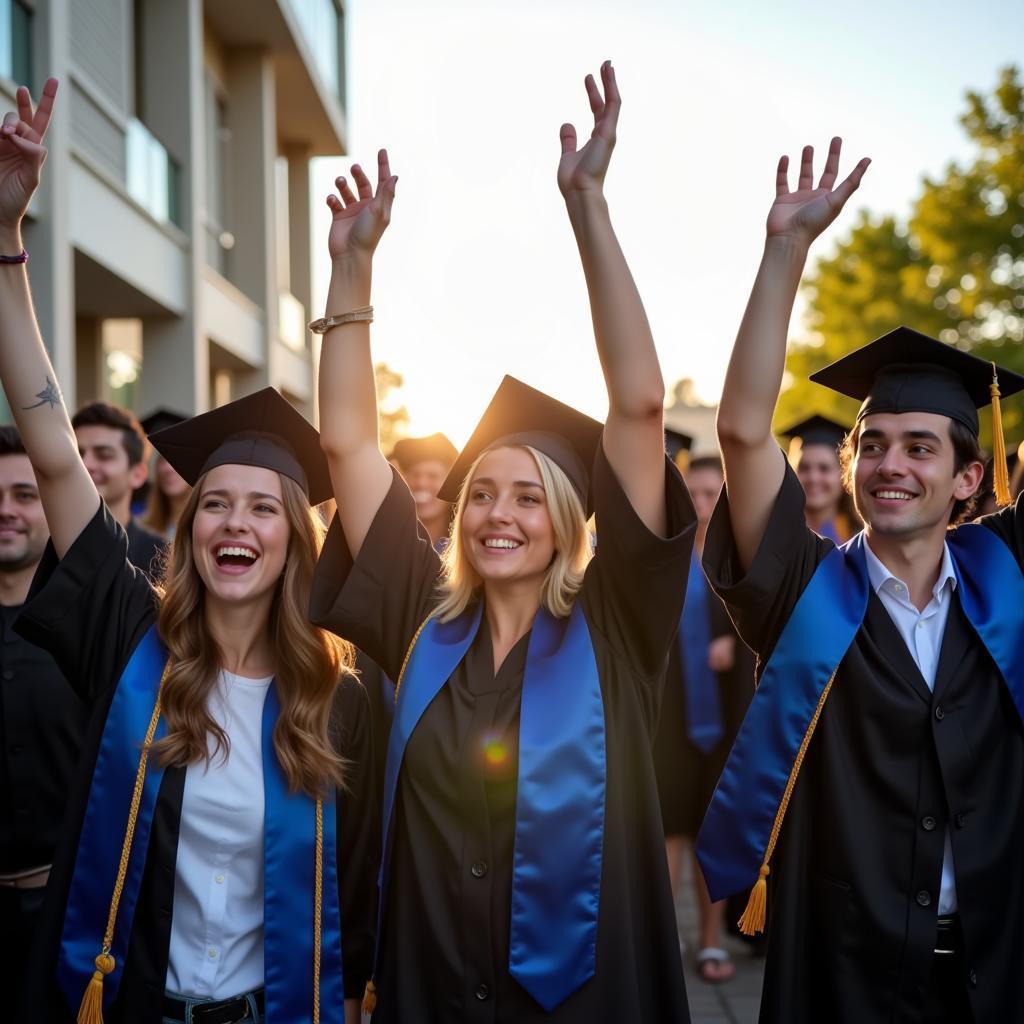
22,375,63,411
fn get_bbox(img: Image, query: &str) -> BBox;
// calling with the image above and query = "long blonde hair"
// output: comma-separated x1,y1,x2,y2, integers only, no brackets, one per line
434,445,592,622
151,471,354,797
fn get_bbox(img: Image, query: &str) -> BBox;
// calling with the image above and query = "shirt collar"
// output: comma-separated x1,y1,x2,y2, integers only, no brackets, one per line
863,538,958,603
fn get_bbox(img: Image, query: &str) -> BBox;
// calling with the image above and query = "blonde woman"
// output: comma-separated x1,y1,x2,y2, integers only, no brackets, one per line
311,63,697,1022
0,81,374,1024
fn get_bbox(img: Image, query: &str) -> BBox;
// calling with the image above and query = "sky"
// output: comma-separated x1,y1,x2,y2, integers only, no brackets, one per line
312,0,1022,446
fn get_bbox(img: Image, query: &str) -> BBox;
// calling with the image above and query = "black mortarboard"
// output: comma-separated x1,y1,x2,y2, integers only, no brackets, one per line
664,427,694,461
139,408,188,436
810,325,1024,504
438,376,604,514
149,388,332,505
778,413,849,450
389,432,458,472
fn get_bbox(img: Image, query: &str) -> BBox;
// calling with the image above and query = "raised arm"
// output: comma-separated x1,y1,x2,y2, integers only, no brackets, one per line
0,80,100,556
717,138,869,569
559,62,668,536
318,150,397,557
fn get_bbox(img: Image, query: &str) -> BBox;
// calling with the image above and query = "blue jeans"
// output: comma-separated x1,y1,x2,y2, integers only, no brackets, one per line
162,989,264,1024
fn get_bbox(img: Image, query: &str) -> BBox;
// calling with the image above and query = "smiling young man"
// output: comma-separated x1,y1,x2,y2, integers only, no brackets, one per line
0,426,87,1017
695,138,1024,1024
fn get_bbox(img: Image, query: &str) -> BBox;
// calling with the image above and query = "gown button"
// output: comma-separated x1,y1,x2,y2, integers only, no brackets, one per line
916,890,931,907
475,984,490,1001
955,813,967,829
471,860,488,878
934,706,945,721
921,816,936,831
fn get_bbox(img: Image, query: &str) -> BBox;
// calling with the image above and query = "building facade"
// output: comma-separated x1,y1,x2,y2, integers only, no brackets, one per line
1,0,346,420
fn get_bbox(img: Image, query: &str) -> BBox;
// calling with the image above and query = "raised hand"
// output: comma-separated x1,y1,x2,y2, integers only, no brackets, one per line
0,78,58,232
326,149,397,262
558,61,620,200
766,137,870,246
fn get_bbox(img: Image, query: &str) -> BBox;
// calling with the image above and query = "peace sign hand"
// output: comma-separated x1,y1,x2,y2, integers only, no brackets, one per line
0,78,58,232
767,137,870,245
326,149,397,263
558,61,620,200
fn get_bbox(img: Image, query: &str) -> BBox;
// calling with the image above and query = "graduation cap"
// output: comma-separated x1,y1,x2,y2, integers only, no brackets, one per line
438,376,604,514
664,427,694,471
778,413,849,468
139,407,188,437
389,432,458,473
149,388,333,505
810,326,1024,506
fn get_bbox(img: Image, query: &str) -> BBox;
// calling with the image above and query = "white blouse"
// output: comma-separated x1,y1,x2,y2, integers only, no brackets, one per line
165,669,272,998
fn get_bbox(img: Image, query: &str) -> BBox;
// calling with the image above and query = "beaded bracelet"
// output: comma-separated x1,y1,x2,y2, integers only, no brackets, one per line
0,249,28,265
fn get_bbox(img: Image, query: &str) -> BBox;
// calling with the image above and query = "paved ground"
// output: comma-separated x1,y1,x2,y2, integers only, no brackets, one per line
676,857,765,1024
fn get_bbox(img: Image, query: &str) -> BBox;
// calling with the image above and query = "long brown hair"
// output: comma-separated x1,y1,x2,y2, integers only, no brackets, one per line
151,471,353,797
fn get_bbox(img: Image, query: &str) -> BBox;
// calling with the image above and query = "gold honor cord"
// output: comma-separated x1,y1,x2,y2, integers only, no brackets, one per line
364,613,435,1014
77,666,170,1024
737,668,838,937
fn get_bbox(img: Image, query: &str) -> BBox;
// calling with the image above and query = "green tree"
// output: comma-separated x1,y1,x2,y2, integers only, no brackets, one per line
375,361,410,453
780,65,1024,442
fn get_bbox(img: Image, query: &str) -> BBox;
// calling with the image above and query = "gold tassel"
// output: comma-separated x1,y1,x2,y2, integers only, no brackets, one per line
737,864,770,937
76,953,115,1024
362,978,378,1015
990,363,1012,507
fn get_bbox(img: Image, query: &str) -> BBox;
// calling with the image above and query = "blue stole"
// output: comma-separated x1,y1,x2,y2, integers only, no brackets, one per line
380,601,605,1011
58,626,345,1022
817,519,842,544
679,555,724,753
697,526,1024,903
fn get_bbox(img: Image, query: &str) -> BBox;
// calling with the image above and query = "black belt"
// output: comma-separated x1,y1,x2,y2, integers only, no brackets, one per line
934,914,962,956
162,988,264,1024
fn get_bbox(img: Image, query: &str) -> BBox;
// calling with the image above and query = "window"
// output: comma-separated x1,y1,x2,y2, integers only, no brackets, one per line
286,0,340,99
1,0,32,86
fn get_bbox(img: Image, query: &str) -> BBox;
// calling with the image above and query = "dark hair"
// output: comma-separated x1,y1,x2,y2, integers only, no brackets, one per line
71,401,149,466
0,425,26,457
686,454,724,477
839,419,984,527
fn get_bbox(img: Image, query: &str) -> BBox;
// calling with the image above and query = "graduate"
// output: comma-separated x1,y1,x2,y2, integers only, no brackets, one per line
310,62,697,1022
779,413,857,542
0,80,375,1024
140,409,192,540
651,440,754,983
389,432,457,551
697,136,1024,1023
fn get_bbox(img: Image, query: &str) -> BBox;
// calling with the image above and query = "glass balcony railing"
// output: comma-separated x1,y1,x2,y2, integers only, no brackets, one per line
126,118,182,228
286,0,341,100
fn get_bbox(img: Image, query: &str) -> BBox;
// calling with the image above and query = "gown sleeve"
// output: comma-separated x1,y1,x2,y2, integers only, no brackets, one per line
581,440,697,680
331,676,380,1000
977,488,1024,571
701,460,830,664
14,503,158,705
309,467,443,681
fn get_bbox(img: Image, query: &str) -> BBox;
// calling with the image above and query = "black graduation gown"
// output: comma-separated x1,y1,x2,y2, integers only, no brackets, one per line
702,464,1024,1024
310,445,696,1023
14,505,378,1024
652,587,754,839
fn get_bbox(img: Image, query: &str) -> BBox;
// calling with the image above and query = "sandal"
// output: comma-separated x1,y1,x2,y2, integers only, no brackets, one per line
695,947,735,984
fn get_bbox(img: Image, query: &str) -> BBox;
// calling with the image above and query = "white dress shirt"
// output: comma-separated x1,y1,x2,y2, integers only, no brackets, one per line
863,540,958,914
165,670,272,998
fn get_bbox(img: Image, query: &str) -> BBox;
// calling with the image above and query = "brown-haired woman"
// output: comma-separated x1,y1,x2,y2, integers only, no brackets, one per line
0,81,374,1024
311,62,697,1022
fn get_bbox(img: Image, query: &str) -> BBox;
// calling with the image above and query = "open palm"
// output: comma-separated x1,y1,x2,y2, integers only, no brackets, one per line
326,149,397,261
766,137,870,245
558,61,620,199
0,78,57,230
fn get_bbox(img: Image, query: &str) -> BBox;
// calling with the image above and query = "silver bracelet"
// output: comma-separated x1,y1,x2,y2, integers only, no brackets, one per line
308,306,374,334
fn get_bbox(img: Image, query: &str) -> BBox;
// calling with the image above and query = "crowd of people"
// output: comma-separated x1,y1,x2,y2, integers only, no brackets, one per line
0,64,1022,1024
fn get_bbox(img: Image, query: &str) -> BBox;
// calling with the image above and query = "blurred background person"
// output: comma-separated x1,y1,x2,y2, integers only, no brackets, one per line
388,432,457,551
780,414,858,543
139,409,191,540
0,425,87,1018
71,401,166,573
652,438,755,984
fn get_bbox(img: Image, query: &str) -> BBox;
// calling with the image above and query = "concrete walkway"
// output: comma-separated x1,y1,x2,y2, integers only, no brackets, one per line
676,858,765,1024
